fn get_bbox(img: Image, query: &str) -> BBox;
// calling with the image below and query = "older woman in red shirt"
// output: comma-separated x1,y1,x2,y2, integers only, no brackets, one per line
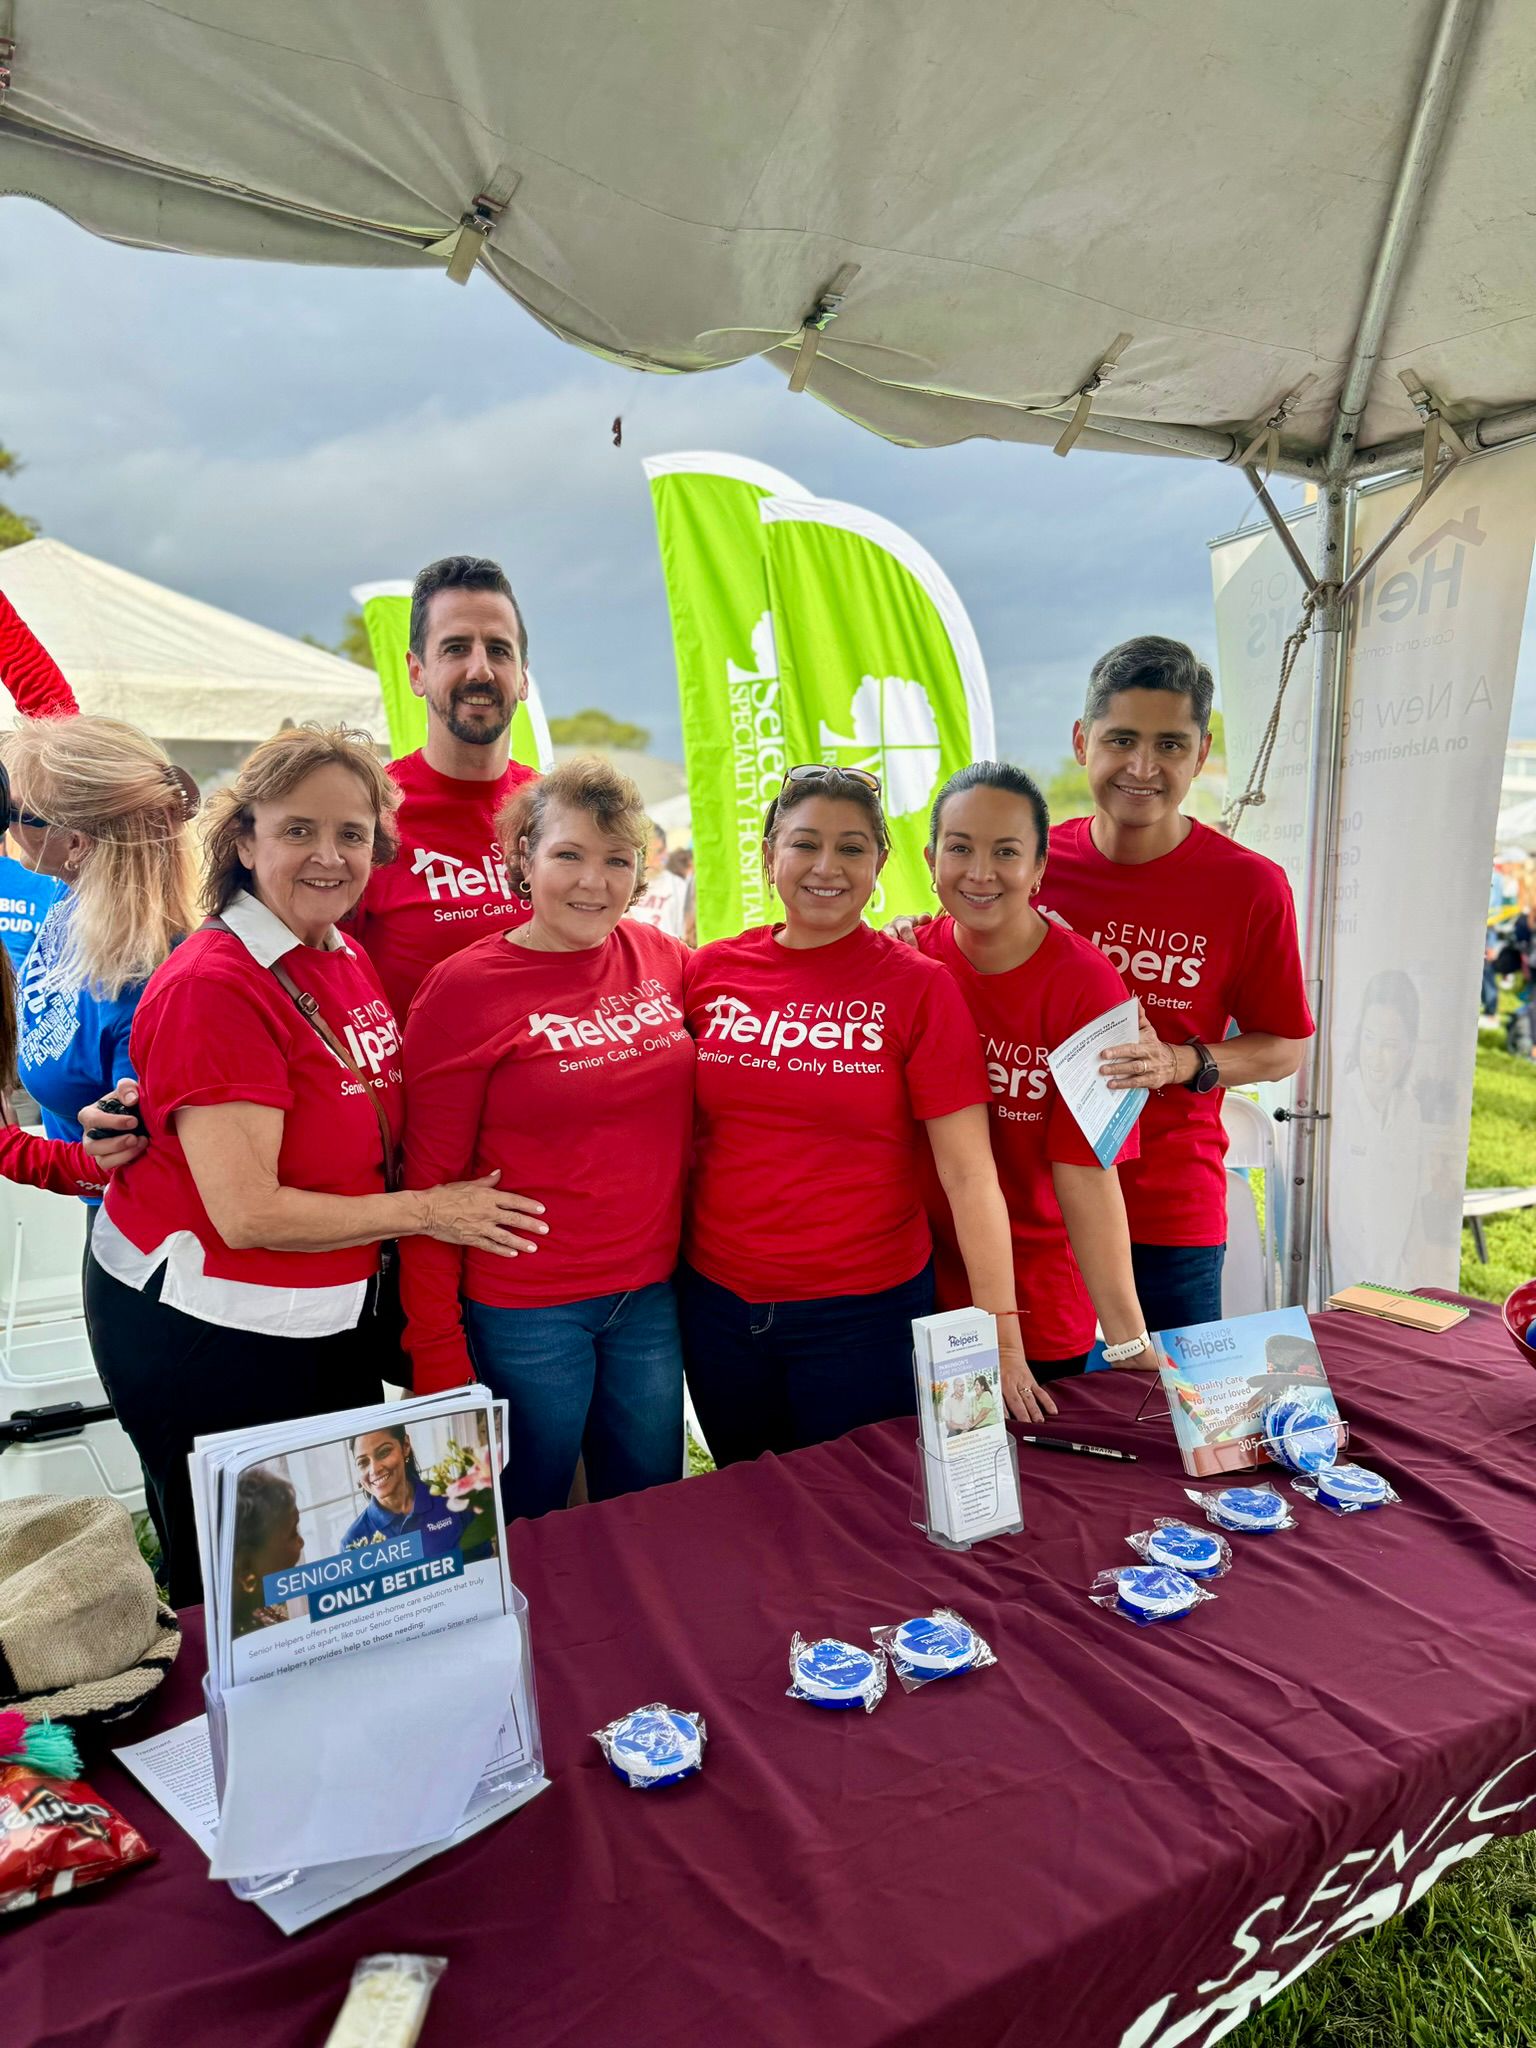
678,765,1053,1467
401,758,693,1521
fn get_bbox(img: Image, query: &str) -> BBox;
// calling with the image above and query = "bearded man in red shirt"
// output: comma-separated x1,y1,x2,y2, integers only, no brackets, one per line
350,556,539,1020
1039,636,1315,1334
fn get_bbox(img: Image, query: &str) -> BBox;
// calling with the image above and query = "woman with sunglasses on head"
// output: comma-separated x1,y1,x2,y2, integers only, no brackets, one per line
678,764,1054,1467
0,716,199,1251
915,763,1154,1381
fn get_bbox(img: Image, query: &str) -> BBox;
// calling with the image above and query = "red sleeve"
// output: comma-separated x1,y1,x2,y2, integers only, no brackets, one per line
399,969,489,1393
143,976,294,1119
0,1124,106,1198
1046,947,1142,1168
1228,863,1315,1041
903,966,992,1122
0,591,78,717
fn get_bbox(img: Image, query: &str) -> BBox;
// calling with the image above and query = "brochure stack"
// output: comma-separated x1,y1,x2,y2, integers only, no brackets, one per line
911,1307,1024,1548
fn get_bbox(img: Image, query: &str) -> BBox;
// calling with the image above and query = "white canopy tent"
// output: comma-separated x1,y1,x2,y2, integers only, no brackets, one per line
0,538,387,767
2,0,1532,1298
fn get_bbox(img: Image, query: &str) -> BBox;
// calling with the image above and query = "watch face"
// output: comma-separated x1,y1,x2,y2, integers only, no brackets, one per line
1194,1061,1222,1094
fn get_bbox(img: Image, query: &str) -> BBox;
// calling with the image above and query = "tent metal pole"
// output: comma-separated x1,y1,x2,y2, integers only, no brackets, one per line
1350,400,1536,479
1028,406,1321,479
1325,0,1483,473
1286,479,1353,1308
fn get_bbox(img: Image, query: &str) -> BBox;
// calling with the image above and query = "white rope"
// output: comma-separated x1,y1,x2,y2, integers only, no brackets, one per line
1222,591,1321,835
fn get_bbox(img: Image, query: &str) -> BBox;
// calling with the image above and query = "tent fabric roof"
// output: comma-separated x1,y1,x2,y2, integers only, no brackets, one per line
2,2,1531,471
0,539,387,742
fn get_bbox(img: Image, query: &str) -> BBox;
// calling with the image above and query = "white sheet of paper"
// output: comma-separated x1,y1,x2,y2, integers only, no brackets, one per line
209,1611,522,1878
1046,997,1148,1168
115,1714,548,1935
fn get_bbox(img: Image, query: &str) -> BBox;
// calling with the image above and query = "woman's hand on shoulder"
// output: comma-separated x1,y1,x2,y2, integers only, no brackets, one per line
886,913,933,950
415,1170,550,1256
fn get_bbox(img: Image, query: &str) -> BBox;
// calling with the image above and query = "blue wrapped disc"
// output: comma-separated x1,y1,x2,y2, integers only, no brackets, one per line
1263,1395,1339,1475
1115,1565,1201,1622
1145,1523,1225,1578
793,1639,880,1708
1316,1463,1390,1510
608,1707,703,1786
1211,1486,1288,1531
893,1615,978,1674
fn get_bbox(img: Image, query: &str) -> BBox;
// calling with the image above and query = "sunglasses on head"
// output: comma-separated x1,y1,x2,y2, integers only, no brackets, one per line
779,763,882,796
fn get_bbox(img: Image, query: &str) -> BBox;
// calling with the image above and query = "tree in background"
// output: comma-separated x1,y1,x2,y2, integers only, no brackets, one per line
0,445,40,551
303,608,374,668
547,707,651,750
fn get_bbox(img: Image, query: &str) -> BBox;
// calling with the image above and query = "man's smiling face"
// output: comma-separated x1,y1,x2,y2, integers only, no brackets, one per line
407,586,527,748
1074,687,1212,832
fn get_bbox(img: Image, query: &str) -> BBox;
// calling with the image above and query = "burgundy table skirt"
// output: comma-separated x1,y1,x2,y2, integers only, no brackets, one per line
14,1298,1536,2048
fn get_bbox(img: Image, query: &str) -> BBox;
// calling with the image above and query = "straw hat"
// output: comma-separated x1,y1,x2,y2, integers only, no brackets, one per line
0,1496,179,1734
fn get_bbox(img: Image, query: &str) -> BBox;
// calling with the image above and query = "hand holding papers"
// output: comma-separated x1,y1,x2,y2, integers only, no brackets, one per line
188,1388,542,1899
912,1309,1024,1549
1047,996,1147,1165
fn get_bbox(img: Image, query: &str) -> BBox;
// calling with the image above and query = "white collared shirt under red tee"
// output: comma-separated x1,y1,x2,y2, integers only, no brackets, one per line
400,921,695,1390
916,913,1140,1360
349,751,538,1022
94,891,403,1336
683,921,990,1303
1041,815,1314,1247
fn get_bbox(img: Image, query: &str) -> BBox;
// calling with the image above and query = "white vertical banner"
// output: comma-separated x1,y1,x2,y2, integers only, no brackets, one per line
1325,446,1536,1293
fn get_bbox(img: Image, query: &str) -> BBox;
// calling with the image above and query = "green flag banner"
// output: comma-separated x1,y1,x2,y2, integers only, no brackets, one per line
350,581,554,770
758,495,994,924
643,452,812,943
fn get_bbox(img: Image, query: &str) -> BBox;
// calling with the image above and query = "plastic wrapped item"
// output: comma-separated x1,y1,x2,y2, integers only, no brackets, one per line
1127,1519,1232,1580
787,1635,886,1712
1186,1483,1295,1533
1091,1564,1216,1626
324,1955,447,2048
0,1759,155,1914
592,1704,706,1788
1294,1463,1399,1514
872,1609,996,1692
1260,1393,1343,1474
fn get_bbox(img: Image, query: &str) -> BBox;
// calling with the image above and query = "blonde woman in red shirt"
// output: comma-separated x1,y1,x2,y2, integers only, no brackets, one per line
401,758,694,1521
679,765,1053,1468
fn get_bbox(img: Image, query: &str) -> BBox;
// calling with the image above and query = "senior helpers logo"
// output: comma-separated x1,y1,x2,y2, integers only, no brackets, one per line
527,979,685,1057
700,991,888,1063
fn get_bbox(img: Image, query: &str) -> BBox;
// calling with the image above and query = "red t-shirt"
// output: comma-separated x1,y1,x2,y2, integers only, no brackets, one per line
916,915,1139,1359
684,922,990,1302
103,922,404,1292
0,1125,105,1200
401,922,695,1389
1041,816,1314,1246
349,751,537,1021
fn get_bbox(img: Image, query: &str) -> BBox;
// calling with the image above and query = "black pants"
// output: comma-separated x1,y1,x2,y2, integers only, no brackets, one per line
85,1259,387,1608
1031,1352,1090,1384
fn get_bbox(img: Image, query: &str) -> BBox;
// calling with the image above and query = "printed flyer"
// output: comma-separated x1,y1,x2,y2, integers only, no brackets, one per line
1155,1306,1340,1476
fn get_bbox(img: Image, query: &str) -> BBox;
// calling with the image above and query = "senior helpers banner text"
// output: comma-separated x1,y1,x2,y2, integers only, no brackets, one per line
1213,447,1536,1297
350,581,554,770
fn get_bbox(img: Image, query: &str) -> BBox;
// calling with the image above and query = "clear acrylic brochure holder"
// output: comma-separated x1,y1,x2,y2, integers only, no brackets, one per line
909,1431,1024,1552
203,1584,541,1902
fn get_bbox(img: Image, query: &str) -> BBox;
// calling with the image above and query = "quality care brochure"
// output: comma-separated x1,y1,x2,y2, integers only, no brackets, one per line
1046,996,1147,1167
912,1307,1023,1544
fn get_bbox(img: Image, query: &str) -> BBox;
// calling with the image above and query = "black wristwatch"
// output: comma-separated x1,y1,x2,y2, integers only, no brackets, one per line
1184,1036,1221,1094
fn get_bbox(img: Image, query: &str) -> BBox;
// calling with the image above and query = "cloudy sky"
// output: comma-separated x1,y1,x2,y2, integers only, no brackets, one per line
2,196,1531,773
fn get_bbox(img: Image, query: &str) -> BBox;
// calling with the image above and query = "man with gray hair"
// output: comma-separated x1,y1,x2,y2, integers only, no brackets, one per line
350,555,539,1019
1039,636,1313,1333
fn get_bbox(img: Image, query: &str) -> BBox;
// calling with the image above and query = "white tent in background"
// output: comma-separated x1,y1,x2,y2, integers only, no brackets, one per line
2,0,1534,1301
1495,798,1536,852
0,538,387,778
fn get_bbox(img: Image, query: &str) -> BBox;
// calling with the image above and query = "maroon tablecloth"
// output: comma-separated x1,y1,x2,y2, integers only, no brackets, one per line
14,1299,1536,2048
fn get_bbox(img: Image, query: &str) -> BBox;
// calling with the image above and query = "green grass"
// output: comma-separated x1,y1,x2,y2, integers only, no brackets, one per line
1460,1035,1536,1305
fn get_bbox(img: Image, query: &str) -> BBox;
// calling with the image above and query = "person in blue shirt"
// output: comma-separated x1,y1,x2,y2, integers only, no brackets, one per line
343,1425,487,1561
2,715,198,1223
0,848,63,978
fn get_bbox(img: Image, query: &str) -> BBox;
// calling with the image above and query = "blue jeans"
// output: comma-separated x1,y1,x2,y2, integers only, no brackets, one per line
1130,1241,1226,1334
677,1259,935,1467
463,1281,684,1522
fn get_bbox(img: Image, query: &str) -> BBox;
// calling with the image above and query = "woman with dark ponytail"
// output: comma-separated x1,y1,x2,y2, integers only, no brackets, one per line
916,762,1155,1381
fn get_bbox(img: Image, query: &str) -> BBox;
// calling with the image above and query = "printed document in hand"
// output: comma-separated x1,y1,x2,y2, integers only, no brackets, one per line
1046,996,1147,1167
179,1387,540,1890
912,1308,1022,1544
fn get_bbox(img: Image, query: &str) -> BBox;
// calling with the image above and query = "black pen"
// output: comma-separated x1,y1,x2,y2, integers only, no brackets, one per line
1017,1436,1137,1463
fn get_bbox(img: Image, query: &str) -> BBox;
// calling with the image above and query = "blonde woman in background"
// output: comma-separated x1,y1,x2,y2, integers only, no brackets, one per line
1,716,198,1248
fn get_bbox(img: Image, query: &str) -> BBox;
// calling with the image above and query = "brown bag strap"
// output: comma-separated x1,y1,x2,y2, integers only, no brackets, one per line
205,916,398,1192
